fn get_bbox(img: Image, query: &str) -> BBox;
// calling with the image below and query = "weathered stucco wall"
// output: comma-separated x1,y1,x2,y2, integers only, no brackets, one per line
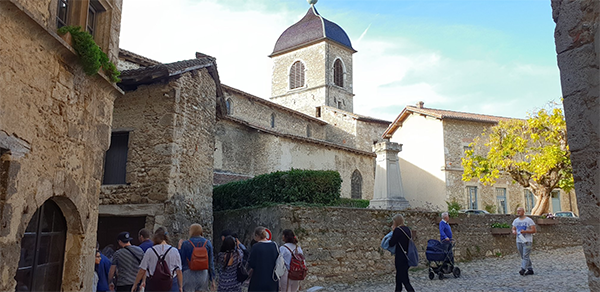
214,206,583,287
101,70,216,239
391,114,446,210
0,0,122,290
552,0,600,288
214,119,375,199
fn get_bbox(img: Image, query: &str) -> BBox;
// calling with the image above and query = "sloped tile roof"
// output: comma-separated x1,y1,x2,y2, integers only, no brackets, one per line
118,58,215,88
383,105,514,138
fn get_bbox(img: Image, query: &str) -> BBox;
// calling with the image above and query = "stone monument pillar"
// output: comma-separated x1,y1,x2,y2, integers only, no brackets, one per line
370,141,410,210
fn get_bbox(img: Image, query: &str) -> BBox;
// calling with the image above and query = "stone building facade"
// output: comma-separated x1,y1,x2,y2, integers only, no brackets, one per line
98,55,225,247
0,0,122,290
383,102,579,215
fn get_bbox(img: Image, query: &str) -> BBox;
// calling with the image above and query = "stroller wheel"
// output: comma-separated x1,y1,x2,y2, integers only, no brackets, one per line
438,272,444,280
453,267,461,278
428,271,435,280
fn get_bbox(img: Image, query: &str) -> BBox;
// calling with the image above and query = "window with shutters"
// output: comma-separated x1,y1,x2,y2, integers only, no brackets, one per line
524,189,536,214
334,59,344,87
289,61,305,90
15,200,67,292
467,186,478,209
351,170,362,199
103,132,129,185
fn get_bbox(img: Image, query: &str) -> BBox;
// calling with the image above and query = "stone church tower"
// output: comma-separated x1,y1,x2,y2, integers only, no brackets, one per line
269,2,356,117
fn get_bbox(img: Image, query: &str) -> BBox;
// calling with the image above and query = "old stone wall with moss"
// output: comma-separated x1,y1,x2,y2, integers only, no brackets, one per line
0,0,122,290
215,205,583,287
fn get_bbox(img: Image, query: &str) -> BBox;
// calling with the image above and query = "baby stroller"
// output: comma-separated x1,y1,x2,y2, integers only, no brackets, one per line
426,239,460,280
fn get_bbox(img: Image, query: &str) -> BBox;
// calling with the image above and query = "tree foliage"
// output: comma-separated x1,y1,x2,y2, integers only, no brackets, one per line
462,106,573,215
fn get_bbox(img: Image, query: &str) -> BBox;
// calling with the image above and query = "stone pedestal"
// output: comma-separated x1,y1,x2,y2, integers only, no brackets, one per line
370,141,410,210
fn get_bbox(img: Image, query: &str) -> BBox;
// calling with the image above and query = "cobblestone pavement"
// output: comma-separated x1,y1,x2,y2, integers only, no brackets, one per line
317,246,589,292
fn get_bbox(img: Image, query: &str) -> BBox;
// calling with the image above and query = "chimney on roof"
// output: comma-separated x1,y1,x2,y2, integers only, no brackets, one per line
417,101,424,108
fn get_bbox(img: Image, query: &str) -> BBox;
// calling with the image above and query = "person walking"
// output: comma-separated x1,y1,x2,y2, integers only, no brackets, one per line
132,227,183,292
388,214,415,292
279,229,304,292
216,236,243,292
178,223,216,292
138,228,154,252
512,207,537,276
108,232,145,291
247,226,279,292
97,248,112,292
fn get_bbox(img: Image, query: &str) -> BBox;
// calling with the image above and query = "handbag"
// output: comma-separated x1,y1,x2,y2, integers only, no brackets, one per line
236,261,249,283
273,242,286,281
398,227,419,267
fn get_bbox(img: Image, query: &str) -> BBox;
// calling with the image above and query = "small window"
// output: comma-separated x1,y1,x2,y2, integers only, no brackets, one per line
337,101,343,109
524,189,535,214
226,99,233,115
467,186,478,209
334,59,343,87
87,4,97,36
270,113,275,128
315,107,321,118
306,125,312,137
289,61,305,90
351,170,363,199
56,0,69,28
0,148,9,199
496,188,507,214
103,132,129,185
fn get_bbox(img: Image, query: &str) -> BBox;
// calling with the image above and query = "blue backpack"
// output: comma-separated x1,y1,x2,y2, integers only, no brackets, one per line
398,227,419,267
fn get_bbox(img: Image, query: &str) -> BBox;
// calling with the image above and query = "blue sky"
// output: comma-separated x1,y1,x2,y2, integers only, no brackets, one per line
120,0,561,121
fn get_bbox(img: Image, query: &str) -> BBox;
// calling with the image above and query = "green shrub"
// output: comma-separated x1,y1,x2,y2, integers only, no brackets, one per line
213,169,342,211
446,200,462,218
57,26,120,82
333,198,370,208
491,223,511,228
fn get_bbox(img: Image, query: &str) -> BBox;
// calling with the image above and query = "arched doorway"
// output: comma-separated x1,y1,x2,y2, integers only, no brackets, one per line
15,199,67,292
351,170,363,199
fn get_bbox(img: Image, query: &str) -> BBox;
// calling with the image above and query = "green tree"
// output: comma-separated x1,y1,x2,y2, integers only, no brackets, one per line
462,107,573,215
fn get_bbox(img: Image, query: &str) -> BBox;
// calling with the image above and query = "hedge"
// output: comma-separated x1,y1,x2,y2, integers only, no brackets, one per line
213,169,342,211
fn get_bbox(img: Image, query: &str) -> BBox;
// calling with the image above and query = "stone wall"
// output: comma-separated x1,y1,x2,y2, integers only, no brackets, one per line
551,0,600,289
214,119,376,199
0,0,122,290
100,69,216,239
214,205,583,287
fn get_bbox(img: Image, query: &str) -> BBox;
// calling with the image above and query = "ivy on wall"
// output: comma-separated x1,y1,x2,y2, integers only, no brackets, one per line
57,26,120,83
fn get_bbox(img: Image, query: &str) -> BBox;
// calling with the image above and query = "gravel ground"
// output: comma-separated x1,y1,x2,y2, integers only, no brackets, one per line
314,245,589,292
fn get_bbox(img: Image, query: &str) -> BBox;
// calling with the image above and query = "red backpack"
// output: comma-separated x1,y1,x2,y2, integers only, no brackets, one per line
283,245,308,280
146,246,173,291
188,240,209,271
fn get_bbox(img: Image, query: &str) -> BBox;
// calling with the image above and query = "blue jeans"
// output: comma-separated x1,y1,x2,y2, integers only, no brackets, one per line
517,242,533,270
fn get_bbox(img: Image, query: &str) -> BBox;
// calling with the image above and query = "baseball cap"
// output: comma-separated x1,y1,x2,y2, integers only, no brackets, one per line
117,231,133,243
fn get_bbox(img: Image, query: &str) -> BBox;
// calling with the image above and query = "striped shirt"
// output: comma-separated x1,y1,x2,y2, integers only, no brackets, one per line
112,245,144,286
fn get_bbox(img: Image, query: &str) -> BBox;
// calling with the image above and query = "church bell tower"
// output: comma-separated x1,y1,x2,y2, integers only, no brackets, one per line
269,0,356,117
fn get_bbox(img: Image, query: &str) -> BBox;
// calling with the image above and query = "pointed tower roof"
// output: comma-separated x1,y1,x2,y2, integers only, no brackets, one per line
270,5,356,57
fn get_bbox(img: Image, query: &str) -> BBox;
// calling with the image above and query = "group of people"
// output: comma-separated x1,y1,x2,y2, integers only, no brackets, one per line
94,225,306,292
385,207,538,291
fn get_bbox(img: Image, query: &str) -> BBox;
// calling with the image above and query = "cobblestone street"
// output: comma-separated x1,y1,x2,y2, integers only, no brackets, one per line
318,246,589,291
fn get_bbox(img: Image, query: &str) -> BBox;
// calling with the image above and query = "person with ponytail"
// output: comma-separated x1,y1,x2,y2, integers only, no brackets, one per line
279,229,304,292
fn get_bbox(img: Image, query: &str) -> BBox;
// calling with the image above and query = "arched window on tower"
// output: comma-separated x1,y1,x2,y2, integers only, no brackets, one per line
351,169,363,199
289,61,305,90
271,113,276,128
334,59,344,87
226,98,233,115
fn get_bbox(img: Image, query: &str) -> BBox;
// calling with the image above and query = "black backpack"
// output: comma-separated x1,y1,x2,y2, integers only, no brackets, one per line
146,246,173,291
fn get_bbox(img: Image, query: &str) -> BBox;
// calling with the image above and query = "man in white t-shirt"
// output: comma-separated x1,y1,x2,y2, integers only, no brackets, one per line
512,207,537,276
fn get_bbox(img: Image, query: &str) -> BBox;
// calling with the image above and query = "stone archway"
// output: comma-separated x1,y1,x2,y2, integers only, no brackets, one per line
551,0,600,289
15,199,67,292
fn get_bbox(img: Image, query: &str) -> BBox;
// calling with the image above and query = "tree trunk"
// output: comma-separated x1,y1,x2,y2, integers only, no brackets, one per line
531,189,551,215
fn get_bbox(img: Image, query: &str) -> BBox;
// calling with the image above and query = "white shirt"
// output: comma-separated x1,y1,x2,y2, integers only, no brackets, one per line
279,243,304,270
139,244,182,278
512,217,536,243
